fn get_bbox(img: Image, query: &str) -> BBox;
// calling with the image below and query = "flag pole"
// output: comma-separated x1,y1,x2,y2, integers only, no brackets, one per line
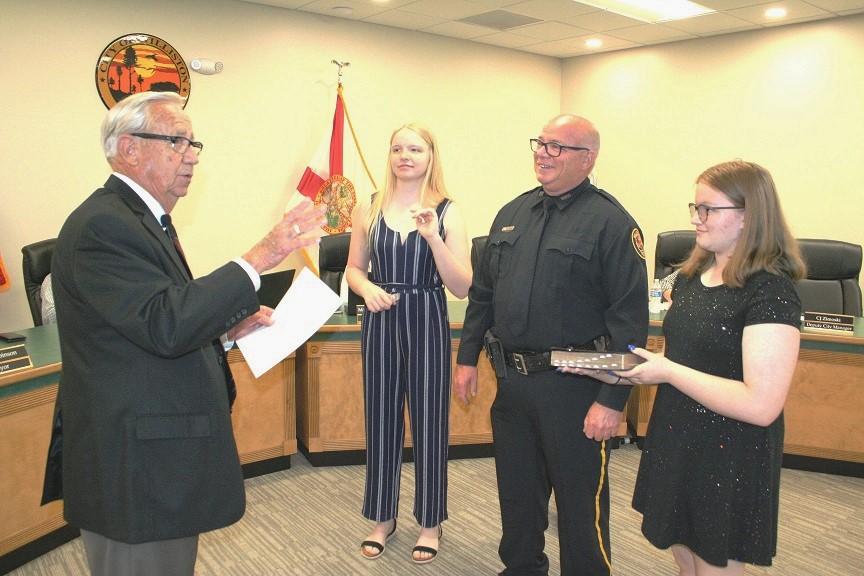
331,60,377,191
339,85,378,192
300,242,319,277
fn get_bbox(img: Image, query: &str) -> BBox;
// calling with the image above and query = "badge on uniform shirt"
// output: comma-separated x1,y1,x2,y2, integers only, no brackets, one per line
631,228,646,260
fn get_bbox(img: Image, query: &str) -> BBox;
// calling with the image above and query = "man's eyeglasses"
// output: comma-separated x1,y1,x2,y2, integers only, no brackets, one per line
130,133,204,156
529,138,589,157
688,203,743,223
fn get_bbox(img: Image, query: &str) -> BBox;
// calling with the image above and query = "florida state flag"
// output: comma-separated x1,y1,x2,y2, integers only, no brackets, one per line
294,85,373,235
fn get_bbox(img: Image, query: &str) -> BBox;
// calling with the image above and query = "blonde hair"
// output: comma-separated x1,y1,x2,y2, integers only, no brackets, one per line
680,160,806,286
364,123,449,233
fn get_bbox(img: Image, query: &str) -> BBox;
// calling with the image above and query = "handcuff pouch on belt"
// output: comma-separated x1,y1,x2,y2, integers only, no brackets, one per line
484,331,610,377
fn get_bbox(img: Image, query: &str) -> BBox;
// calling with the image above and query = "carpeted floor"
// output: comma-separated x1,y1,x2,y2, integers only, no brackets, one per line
8,443,864,575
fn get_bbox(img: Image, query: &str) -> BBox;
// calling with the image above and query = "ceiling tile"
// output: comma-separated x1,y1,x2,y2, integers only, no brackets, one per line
506,20,593,40
471,31,549,48
237,0,864,58
505,0,600,20
558,32,640,50
518,40,590,57
364,9,445,29
561,9,648,31
422,20,502,39
607,23,698,43
726,0,830,24
292,0,388,19
398,0,493,19
661,11,761,34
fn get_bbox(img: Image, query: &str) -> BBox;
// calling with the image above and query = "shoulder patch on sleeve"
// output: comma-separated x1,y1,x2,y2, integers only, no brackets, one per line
631,228,646,260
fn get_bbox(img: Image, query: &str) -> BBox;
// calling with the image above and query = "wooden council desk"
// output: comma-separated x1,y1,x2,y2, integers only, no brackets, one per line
295,300,629,466
627,312,864,477
0,324,296,572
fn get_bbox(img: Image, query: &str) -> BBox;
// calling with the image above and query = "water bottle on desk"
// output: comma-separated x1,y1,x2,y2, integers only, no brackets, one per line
649,278,662,313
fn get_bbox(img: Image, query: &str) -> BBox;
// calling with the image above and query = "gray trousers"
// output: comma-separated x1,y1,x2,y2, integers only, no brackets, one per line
80,529,199,576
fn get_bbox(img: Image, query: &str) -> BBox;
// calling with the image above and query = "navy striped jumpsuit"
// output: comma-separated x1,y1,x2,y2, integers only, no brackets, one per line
361,200,451,528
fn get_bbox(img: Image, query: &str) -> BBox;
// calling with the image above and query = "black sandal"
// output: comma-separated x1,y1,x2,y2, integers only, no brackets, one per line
360,520,397,560
412,525,442,564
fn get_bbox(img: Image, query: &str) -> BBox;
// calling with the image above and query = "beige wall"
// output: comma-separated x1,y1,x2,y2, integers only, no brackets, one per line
562,14,864,281
0,0,559,331
1,2,862,333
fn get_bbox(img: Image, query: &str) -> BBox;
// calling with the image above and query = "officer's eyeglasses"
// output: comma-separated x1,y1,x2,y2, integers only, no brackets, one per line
130,133,204,156
688,203,744,223
529,138,589,157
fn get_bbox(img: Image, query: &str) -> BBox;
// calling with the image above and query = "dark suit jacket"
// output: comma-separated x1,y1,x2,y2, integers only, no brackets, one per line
48,175,258,543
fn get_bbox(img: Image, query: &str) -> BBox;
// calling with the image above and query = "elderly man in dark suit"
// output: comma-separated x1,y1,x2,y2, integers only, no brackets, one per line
44,90,325,576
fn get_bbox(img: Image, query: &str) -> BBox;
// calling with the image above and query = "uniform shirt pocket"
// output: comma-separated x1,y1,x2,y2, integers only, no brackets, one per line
487,229,521,280
546,235,594,263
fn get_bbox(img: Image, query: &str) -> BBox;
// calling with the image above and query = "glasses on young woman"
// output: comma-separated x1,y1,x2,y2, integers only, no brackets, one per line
688,203,743,223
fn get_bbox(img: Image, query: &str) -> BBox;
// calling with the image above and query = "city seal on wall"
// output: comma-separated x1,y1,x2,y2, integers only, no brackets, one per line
95,33,191,109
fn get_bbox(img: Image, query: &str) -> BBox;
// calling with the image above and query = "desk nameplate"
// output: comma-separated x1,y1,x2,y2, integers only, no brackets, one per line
802,312,855,336
0,344,32,375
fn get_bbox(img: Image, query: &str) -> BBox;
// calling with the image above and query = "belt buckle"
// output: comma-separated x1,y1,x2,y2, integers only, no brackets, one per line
512,353,528,375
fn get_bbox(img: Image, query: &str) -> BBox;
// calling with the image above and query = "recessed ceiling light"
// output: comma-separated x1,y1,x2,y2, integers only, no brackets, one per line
332,6,353,16
765,7,788,19
575,0,714,23
586,39,603,48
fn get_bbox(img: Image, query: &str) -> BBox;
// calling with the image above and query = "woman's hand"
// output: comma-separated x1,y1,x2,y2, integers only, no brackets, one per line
411,207,440,241
361,285,399,313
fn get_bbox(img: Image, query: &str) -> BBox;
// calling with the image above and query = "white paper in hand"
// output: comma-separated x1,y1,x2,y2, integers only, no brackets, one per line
237,267,342,378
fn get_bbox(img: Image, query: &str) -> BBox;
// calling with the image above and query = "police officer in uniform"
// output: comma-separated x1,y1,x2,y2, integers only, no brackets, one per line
454,114,648,576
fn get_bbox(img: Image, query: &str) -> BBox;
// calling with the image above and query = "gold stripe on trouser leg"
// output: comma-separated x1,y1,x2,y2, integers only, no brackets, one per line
594,439,613,575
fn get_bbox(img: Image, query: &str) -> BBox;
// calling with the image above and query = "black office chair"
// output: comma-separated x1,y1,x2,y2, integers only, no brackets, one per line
21,238,57,326
471,235,488,272
653,230,696,280
319,232,351,294
796,239,862,316
318,232,364,314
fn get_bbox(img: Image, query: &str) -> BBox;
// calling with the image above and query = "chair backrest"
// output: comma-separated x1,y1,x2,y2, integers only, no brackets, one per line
654,230,695,280
471,235,488,272
796,238,863,316
317,231,365,314
318,232,351,295
21,238,57,326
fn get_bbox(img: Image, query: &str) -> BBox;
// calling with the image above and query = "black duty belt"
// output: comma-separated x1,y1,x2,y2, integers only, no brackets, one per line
503,350,552,375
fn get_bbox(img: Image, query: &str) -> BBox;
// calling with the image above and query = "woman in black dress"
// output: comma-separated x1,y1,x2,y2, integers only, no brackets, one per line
566,160,805,575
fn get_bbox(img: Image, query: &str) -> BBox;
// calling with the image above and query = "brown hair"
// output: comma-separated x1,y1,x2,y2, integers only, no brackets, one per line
680,160,806,286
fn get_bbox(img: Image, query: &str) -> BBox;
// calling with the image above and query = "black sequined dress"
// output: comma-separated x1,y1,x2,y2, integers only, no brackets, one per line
632,270,801,567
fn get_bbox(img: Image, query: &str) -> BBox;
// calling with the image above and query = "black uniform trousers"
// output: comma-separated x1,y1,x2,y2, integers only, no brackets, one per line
492,367,613,576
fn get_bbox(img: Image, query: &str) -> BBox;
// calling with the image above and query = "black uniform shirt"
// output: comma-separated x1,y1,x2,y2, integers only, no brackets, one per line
457,178,649,410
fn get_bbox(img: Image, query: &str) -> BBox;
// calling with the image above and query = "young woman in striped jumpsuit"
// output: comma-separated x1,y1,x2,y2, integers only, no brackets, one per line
346,123,471,564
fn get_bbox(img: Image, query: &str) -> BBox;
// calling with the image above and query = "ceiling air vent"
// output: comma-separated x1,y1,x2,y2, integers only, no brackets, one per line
457,10,544,31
